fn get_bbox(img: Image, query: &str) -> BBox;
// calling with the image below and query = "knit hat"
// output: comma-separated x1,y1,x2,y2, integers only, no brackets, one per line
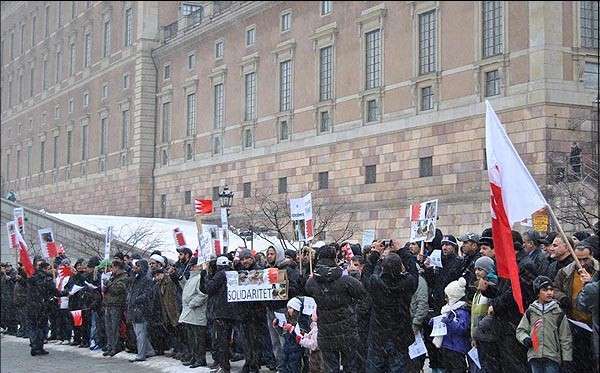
316,245,336,260
474,256,495,274
533,275,553,293
444,277,467,303
287,297,302,312
216,256,231,267
150,254,166,266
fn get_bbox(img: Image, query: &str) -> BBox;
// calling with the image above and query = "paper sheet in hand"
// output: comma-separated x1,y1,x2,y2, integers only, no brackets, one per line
294,323,301,336
361,230,375,248
568,318,593,332
408,332,427,359
274,312,287,327
302,297,317,316
429,250,443,268
69,284,84,295
468,347,481,369
84,281,98,289
430,316,447,337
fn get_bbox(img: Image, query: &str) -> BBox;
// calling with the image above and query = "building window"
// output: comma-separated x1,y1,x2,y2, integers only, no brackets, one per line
162,102,171,143
81,124,88,160
124,8,133,47
365,165,376,184
18,74,23,103
84,32,91,68
40,140,46,172
71,2,76,19
53,135,59,169
186,143,193,160
581,1,599,49
245,27,255,47
419,10,436,75
181,3,202,16
161,149,168,165
160,194,167,217
69,98,74,113
16,150,21,179
243,127,253,149
45,4,50,37
366,99,379,122
102,20,111,58
69,43,75,76
279,120,289,141
121,110,129,150
212,136,221,155
102,83,108,99
27,145,32,176
419,156,433,177
421,86,433,111
100,117,108,156
583,62,599,89
187,53,195,70
184,190,192,205
29,67,35,97
123,73,130,89
320,1,332,15
163,64,170,80
32,16,37,46
319,46,333,101
243,182,251,198
318,171,329,190
5,153,9,181
83,92,89,107
43,59,48,90
20,23,25,54
8,80,12,107
482,1,503,58
55,51,62,83
365,29,381,89
209,186,218,201
278,177,288,194
215,40,224,59
244,72,256,121
281,12,291,32
319,111,331,133
214,83,224,129
279,60,292,112
485,69,500,97
57,2,63,28
10,31,14,60
54,106,60,119
186,93,196,136
66,130,72,165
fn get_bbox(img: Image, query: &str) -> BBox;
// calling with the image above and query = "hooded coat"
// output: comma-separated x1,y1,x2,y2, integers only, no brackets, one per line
206,265,238,320
155,273,182,328
304,258,367,351
266,246,302,311
126,261,155,323
179,270,208,326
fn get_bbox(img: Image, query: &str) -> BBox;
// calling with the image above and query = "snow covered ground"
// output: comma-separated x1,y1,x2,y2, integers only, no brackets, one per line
49,213,290,262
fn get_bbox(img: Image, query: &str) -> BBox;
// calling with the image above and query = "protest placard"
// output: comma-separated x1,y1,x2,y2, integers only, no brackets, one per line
468,347,481,369
408,332,427,359
429,249,443,268
290,193,313,242
38,228,58,258
409,199,438,242
6,221,18,250
302,296,317,316
274,312,287,327
226,269,288,302
173,227,186,248
430,315,447,337
362,229,375,248
13,207,24,235
104,226,113,260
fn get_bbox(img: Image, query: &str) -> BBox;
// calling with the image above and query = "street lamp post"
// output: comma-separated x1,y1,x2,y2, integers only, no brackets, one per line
218,185,234,252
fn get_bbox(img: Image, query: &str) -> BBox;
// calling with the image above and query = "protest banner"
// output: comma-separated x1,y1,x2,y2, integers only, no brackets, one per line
532,209,549,233
38,228,58,258
104,226,113,260
290,193,313,242
13,207,25,235
409,199,438,242
6,221,18,250
220,208,230,249
226,268,288,302
204,224,221,257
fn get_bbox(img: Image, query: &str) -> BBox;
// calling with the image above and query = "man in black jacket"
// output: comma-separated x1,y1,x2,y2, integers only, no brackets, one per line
424,235,464,313
458,232,482,303
26,261,56,356
127,259,156,362
305,245,367,373
206,256,237,373
364,246,418,372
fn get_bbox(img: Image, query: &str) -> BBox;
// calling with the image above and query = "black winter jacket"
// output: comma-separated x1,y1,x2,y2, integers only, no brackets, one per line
424,253,464,314
205,267,238,320
126,270,155,323
25,270,56,318
305,259,367,351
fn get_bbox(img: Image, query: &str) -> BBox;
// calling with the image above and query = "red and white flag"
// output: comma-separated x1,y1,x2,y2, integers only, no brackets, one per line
485,101,547,314
194,199,213,215
173,227,186,248
15,229,34,278
71,310,83,327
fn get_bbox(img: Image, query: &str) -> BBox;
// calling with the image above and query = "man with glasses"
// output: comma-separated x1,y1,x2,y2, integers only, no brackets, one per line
553,239,599,373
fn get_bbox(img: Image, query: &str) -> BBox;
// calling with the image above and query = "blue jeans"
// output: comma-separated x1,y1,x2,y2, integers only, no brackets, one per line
28,315,47,352
529,358,560,373
281,334,303,373
366,340,408,373
133,322,155,359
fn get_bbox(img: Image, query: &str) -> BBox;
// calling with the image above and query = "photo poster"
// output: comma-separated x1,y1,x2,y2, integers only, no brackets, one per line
362,229,376,248
205,224,221,257
38,227,58,258
220,208,230,249
290,193,314,242
226,268,288,302
409,199,439,242
13,207,25,235
6,221,18,250
198,230,213,261
104,226,113,260
173,227,186,248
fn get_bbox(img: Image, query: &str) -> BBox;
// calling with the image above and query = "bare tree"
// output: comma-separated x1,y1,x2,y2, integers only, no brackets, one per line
113,223,165,256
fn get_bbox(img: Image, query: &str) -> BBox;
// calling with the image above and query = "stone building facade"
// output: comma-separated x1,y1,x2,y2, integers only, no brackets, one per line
1,1,598,241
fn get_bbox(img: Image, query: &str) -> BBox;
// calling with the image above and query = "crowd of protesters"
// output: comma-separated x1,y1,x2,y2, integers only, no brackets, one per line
1,222,598,373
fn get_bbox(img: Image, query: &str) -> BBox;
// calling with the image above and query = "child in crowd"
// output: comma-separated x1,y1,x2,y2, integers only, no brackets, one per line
516,276,572,373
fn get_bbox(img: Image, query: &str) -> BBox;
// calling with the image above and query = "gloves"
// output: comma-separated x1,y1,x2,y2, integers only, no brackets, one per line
295,335,302,344
282,323,294,333
522,337,533,348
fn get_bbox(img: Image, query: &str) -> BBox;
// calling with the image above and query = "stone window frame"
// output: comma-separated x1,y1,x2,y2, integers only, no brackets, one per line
209,65,227,130
365,164,377,184
241,125,254,150
124,5,134,48
419,156,433,178
416,79,438,113
410,2,441,79
240,53,259,124
477,62,506,101
215,39,224,60
276,114,292,143
473,1,509,64
99,110,109,160
102,15,112,59
187,51,196,71
245,25,256,48
163,63,171,81
278,176,288,194
483,68,502,98
571,2,599,90
358,4,386,126
316,107,333,134
102,82,109,100
273,39,296,114
280,9,292,34
578,1,599,49
119,100,131,153
318,171,329,190
83,29,92,68
243,181,252,198
184,141,195,161
320,1,333,16
158,89,172,144
481,1,504,58
123,72,130,89
279,59,293,112
211,134,223,156
183,79,198,137
80,116,89,162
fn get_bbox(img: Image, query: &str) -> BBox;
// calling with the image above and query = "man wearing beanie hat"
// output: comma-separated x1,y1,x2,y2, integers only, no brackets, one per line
459,232,483,303
429,277,470,372
516,275,572,373
127,259,156,362
471,256,497,359
206,255,238,372
305,244,367,372
425,234,465,314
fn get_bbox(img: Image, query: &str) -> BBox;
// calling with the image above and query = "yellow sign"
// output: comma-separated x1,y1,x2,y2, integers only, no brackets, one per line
532,210,549,233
